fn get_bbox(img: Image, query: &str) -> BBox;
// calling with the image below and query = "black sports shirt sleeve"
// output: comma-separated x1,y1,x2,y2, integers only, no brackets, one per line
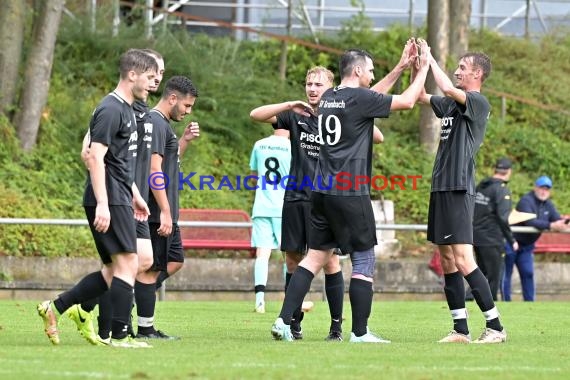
276,111,293,131
430,95,446,118
464,91,489,121
360,91,392,119
90,104,121,146
151,116,167,157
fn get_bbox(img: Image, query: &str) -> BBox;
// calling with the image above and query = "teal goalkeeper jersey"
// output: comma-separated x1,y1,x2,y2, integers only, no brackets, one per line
249,135,291,217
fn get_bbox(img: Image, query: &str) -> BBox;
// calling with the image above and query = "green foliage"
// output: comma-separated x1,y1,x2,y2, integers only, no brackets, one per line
1,10,570,256
0,185,94,257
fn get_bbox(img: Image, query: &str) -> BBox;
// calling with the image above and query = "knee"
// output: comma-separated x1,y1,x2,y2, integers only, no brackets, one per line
167,261,184,276
323,255,341,274
127,254,139,277
285,252,302,273
439,247,456,271
101,265,113,286
451,247,477,275
351,248,375,279
137,253,153,274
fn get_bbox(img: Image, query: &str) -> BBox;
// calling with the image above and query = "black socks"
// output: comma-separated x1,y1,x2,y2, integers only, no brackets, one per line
135,280,157,335
278,266,314,324
349,278,372,337
325,271,344,332
54,271,108,314
110,277,134,340
443,271,469,335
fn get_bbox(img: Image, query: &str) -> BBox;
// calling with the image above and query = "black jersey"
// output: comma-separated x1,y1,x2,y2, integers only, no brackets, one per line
133,99,153,201
147,110,180,224
83,92,137,206
430,92,490,195
276,110,320,202
473,177,515,246
313,86,392,196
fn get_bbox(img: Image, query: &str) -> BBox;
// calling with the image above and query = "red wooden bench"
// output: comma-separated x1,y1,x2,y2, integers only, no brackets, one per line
178,209,255,255
533,232,570,254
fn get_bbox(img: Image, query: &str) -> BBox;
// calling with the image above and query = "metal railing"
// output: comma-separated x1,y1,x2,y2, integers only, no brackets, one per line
144,0,570,38
1,217,565,299
0,217,549,233
72,1,570,39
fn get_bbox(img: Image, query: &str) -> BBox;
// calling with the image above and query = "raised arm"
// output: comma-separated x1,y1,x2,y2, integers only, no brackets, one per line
428,51,467,105
370,38,416,94
411,58,431,105
249,101,314,124
390,38,430,111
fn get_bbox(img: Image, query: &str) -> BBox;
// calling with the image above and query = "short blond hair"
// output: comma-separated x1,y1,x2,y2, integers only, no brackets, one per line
306,66,334,86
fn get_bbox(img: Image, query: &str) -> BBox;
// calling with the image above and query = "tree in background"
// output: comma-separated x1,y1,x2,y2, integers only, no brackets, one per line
0,0,66,152
450,0,471,61
419,0,471,153
14,0,66,152
0,0,25,117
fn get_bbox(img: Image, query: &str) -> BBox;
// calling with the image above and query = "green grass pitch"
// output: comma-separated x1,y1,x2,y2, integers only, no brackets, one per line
0,300,568,379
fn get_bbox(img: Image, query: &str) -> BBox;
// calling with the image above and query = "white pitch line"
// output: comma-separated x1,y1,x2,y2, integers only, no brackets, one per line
229,362,564,373
0,368,130,379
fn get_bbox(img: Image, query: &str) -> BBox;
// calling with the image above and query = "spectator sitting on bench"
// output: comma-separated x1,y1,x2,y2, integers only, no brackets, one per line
504,176,570,301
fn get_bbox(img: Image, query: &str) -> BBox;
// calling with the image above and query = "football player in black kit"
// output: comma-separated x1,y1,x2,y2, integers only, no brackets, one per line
75,49,166,344
140,75,200,339
272,39,430,342
37,49,157,348
252,66,386,341
251,67,344,341
416,44,505,343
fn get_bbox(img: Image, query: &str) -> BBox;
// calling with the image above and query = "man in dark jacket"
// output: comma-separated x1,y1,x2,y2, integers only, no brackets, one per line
504,176,569,301
472,158,517,301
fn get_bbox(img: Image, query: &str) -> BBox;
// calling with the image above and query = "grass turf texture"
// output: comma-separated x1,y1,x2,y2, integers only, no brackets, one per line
0,300,568,379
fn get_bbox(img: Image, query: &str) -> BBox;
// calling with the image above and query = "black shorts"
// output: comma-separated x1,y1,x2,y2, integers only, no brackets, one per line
427,191,474,245
85,205,137,265
136,221,151,239
149,223,185,272
308,193,377,253
281,201,311,254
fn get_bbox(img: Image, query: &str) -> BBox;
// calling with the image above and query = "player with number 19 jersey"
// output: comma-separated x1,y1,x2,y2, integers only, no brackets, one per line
313,86,392,196
275,111,320,202
249,136,291,218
